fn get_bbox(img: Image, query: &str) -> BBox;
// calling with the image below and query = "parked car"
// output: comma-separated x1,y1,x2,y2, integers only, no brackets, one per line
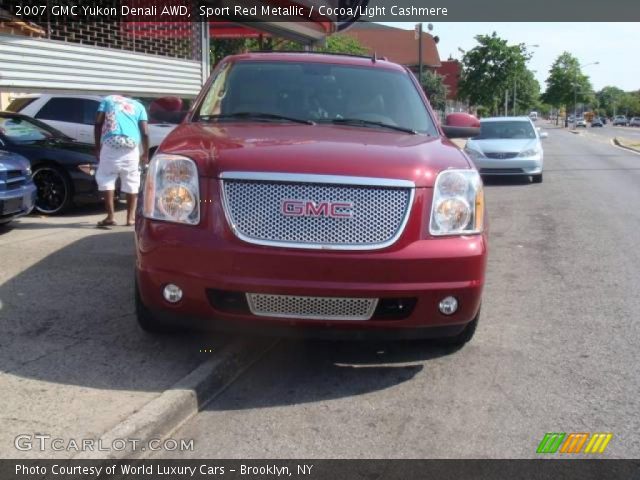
134,52,486,346
629,117,640,127
529,111,538,121
613,115,629,126
590,117,604,127
576,118,587,128
7,94,179,155
0,150,37,225
465,116,545,183
0,112,99,214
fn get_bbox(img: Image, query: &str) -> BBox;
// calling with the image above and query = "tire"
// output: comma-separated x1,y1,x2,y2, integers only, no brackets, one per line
135,278,184,334
32,165,72,215
532,173,543,184
437,311,479,346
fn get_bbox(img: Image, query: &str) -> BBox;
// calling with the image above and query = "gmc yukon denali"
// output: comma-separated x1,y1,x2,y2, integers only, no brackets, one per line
135,52,487,346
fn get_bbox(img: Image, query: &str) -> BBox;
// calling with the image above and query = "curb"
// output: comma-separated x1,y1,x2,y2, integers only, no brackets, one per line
612,137,640,155
73,337,279,460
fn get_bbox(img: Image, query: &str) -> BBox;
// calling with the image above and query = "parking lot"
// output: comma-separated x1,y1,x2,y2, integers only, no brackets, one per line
1,125,638,458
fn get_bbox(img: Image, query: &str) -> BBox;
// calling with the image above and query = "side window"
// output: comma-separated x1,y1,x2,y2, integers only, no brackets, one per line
81,100,100,125
35,98,84,123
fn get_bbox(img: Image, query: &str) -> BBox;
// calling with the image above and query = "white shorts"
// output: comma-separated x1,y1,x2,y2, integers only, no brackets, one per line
96,143,141,194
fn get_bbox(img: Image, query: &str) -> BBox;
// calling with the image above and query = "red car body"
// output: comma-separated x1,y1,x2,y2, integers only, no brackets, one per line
135,53,487,342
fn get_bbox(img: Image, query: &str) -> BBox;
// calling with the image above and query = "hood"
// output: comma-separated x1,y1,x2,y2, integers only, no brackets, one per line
0,150,30,171
468,138,538,154
157,123,472,188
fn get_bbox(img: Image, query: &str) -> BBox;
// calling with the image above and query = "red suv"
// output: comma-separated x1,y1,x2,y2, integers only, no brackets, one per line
135,53,487,346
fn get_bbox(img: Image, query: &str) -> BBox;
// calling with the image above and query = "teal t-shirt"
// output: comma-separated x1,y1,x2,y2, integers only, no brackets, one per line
98,95,148,145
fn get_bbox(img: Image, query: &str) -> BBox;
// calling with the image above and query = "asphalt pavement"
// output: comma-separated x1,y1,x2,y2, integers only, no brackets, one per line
153,126,640,459
0,208,236,458
580,124,640,140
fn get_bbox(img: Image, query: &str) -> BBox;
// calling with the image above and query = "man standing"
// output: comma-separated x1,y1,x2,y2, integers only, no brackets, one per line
94,95,149,227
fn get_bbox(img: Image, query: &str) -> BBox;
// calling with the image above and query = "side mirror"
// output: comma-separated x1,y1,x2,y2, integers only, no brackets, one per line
442,126,481,139
442,113,480,139
539,131,549,139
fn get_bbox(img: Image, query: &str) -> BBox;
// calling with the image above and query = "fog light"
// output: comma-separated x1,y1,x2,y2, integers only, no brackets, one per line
163,284,183,303
439,296,458,315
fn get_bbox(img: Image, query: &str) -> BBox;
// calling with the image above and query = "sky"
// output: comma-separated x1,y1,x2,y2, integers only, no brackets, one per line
381,23,640,92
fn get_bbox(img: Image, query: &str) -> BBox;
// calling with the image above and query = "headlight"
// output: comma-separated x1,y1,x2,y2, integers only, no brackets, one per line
464,147,484,159
143,154,200,225
429,169,484,236
518,147,540,157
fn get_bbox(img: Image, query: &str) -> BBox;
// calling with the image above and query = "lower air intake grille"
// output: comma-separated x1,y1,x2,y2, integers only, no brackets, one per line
246,293,378,321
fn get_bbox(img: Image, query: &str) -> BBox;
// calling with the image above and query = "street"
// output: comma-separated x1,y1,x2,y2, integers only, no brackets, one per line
1,126,639,459
152,126,640,459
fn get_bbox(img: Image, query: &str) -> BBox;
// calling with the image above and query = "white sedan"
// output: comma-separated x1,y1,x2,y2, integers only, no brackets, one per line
464,116,546,183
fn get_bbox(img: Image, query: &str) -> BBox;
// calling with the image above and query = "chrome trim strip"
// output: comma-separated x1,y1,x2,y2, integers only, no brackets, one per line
246,293,379,321
219,172,415,251
220,171,416,188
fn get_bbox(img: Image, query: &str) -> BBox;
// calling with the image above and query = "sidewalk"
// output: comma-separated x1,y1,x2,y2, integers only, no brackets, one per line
0,210,262,459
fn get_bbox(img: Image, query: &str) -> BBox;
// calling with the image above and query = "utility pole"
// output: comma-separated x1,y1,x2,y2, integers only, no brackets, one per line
572,61,599,127
416,23,424,84
505,90,508,116
512,44,538,118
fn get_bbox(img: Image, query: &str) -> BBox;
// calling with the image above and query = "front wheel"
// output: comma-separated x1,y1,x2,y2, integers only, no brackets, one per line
32,166,72,215
532,173,543,184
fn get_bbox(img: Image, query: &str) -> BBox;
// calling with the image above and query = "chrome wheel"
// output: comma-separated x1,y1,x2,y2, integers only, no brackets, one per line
33,167,71,215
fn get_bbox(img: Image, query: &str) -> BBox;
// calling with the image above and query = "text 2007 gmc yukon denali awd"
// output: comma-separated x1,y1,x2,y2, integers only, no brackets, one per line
135,52,487,346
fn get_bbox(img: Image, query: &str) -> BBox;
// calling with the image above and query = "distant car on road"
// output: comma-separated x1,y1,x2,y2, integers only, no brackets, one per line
591,117,604,127
0,149,37,225
7,94,179,155
629,117,640,127
613,115,629,126
0,112,99,215
465,116,545,183
576,118,587,128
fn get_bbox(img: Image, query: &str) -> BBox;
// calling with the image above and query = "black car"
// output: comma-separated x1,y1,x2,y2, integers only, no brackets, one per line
591,117,604,127
0,112,99,214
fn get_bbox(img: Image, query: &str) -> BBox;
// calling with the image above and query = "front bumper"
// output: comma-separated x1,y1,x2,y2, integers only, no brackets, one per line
0,184,37,222
474,155,543,176
136,212,487,336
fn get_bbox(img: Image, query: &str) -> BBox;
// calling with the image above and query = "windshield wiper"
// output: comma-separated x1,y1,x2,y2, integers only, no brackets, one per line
198,112,315,125
326,118,417,134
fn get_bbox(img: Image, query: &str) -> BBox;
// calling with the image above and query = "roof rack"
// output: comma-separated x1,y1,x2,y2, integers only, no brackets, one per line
247,50,376,60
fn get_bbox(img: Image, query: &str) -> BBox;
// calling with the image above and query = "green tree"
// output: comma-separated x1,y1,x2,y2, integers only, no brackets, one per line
596,86,625,117
458,32,531,115
511,68,540,114
421,71,449,112
542,52,594,119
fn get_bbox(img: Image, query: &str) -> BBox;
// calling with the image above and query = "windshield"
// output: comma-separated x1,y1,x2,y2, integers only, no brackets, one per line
196,60,437,135
0,116,57,143
476,120,537,140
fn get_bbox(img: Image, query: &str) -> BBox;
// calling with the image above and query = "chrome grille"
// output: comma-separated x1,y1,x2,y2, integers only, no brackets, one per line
246,293,378,321
220,172,413,250
485,152,519,159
